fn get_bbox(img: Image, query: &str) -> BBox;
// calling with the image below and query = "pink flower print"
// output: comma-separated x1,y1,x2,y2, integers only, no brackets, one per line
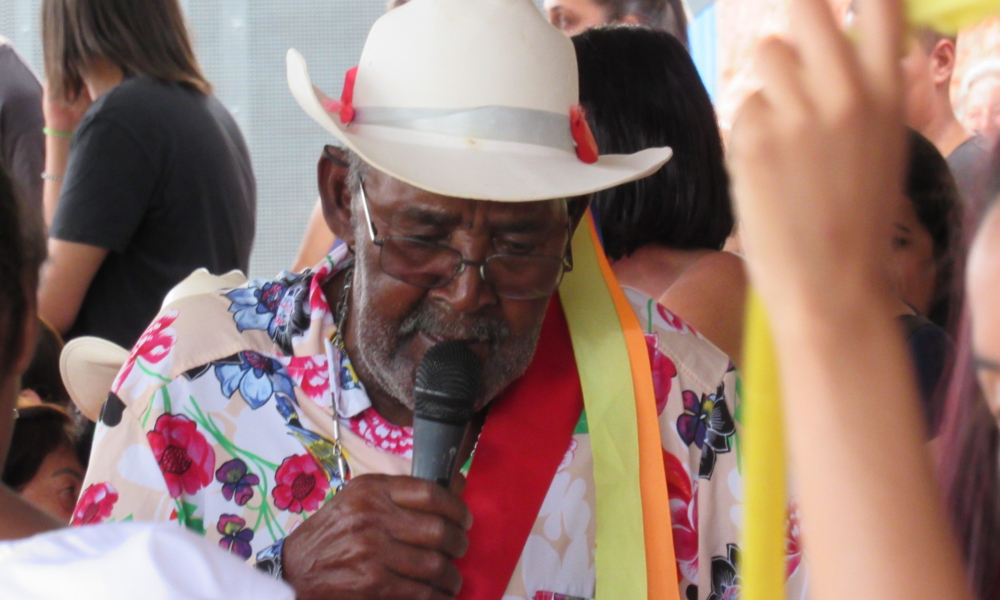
112,311,178,393
644,333,677,415
147,414,216,498
348,408,414,458
664,450,698,583
273,454,329,513
656,304,694,335
284,356,330,403
786,502,803,578
71,483,119,526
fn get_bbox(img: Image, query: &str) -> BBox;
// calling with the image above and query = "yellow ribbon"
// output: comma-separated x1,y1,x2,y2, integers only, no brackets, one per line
907,0,1000,33
559,214,648,600
740,291,787,600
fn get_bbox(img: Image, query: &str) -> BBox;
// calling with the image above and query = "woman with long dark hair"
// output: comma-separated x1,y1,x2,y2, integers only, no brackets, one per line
574,26,746,365
37,0,256,349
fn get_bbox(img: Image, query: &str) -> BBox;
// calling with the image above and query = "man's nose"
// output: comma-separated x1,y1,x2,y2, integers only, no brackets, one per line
431,258,498,314
430,230,497,313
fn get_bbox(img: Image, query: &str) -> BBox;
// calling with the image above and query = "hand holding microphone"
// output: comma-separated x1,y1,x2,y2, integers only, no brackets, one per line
281,341,479,600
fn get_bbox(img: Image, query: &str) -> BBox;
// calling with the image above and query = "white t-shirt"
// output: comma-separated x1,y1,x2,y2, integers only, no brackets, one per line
0,523,294,600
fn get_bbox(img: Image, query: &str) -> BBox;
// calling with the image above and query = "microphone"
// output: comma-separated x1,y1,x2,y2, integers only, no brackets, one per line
411,340,481,487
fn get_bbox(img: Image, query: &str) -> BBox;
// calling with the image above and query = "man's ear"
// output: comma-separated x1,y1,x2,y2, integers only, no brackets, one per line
318,145,356,249
930,38,957,85
567,196,590,234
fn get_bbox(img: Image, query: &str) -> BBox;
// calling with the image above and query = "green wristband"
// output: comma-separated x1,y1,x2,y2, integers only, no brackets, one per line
43,126,74,139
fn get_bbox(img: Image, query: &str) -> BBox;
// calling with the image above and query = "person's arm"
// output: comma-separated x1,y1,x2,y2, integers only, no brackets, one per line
37,239,107,335
291,199,336,272
40,86,91,228
728,0,971,598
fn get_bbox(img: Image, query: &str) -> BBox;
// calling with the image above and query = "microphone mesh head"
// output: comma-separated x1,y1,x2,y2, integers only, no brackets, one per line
414,341,481,424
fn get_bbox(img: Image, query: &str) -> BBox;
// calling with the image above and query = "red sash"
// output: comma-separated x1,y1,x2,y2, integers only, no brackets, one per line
456,297,583,600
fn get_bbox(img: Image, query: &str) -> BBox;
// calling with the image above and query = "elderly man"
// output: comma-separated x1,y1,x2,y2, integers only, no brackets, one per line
76,1,754,599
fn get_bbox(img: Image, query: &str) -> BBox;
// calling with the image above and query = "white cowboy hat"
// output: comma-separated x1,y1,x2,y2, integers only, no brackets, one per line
60,269,248,421
286,0,672,202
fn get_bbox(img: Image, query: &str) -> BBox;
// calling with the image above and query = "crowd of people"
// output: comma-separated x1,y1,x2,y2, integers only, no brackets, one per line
0,0,999,599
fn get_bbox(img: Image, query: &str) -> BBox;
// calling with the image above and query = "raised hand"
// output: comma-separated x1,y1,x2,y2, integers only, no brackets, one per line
729,0,906,325
281,474,471,600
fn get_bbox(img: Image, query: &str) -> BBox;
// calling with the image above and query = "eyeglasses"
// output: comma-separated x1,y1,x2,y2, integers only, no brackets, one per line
358,179,573,300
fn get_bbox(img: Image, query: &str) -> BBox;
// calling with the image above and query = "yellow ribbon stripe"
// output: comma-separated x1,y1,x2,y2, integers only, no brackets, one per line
907,0,1000,33
740,291,787,600
559,214,647,600
583,215,680,600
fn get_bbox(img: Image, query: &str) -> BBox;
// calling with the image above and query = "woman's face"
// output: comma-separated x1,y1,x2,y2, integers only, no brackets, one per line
968,204,1000,417
544,0,611,36
19,445,83,522
889,194,937,315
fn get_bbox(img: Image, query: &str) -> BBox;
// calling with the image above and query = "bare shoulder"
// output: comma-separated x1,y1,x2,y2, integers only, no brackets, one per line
661,251,747,302
659,251,748,366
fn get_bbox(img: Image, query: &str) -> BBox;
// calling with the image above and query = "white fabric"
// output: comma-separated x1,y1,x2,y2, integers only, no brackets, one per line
0,523,294,600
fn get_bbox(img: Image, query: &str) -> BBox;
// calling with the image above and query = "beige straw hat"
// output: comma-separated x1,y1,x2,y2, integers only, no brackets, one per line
286,0,672,202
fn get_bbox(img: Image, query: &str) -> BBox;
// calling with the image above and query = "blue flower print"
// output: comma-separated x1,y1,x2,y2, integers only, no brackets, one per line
226,280,288,337
214,351,296,409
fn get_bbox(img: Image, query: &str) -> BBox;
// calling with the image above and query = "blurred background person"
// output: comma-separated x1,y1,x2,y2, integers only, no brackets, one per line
897,26,991,204
2,404,82,523
575,26,745,365
938,142,1000,600
290,146,341,272
37,0,256,349
0,37,44,216
545,0,689,46
893,129,963,433
959,58,1000,150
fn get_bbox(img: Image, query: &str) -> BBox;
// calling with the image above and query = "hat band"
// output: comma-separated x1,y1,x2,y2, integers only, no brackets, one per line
351,106,575,152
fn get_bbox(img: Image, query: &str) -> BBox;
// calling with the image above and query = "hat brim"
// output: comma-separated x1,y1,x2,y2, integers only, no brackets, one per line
287,49,672,202
60,337,130,422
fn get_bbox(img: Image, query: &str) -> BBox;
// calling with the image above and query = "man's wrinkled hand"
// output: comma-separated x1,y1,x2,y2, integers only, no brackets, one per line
282,474,471,600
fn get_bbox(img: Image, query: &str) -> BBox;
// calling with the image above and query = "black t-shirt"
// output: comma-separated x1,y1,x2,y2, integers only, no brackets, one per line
899,313,953,437
50,77,256,348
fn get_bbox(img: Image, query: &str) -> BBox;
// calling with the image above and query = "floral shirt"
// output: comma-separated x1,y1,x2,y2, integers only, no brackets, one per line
76,246,807,600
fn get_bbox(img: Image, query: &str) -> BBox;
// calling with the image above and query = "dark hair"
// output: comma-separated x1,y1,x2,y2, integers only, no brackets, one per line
938,148,1000,600
21,320,69,407
1,405,77,490
592,0,688,46
939,311,1000,600
904,129,963,330
42,0,211,100
0,161,45,383
573,26,732,261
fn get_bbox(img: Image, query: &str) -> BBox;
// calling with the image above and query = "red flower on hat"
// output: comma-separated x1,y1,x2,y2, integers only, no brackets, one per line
147,414,216,498
570,105,599,164
71,483,119,526
321,66,359,124
272,453,329,513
